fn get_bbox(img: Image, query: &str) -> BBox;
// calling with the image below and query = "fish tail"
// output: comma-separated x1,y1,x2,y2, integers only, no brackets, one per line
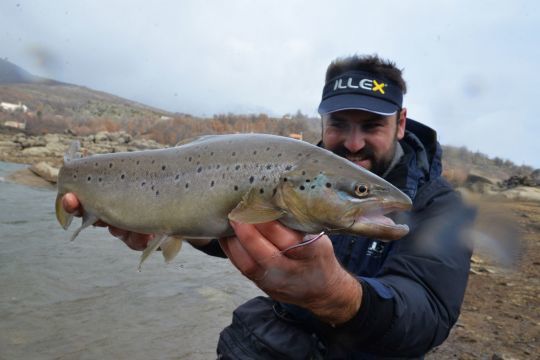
55,192,73,230
64,141,81,163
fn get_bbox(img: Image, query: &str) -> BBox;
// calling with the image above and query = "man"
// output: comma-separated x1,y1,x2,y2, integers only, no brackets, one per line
63,55,474,358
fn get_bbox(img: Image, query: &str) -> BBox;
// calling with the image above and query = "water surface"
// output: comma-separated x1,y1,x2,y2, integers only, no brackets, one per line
0,161,261,359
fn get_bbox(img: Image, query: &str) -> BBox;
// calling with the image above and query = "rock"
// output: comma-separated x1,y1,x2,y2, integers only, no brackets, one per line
500,186,540,202
6,168,56,189
21,146,53,157
94,131,110,142
29,161,59,183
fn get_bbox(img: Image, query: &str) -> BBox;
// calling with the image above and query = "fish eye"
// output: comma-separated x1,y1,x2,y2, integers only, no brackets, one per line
354,184,369,197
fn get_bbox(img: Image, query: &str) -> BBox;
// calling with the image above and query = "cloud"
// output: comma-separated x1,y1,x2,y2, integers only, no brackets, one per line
0,0,538,166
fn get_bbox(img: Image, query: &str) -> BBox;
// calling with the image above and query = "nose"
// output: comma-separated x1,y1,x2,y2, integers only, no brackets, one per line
343,125,365,153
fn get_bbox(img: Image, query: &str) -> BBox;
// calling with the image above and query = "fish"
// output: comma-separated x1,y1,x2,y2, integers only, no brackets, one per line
55,133,412,268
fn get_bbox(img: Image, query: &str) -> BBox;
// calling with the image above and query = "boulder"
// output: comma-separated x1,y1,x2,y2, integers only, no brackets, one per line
29,161,59,183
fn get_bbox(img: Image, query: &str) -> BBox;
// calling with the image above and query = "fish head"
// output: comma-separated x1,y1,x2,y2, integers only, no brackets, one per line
275,166,412,240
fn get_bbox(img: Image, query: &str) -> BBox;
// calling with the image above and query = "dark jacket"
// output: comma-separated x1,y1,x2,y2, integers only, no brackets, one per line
199,120,474,359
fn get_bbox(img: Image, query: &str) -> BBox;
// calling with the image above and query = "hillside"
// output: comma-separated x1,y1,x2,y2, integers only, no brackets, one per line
0,59,534,180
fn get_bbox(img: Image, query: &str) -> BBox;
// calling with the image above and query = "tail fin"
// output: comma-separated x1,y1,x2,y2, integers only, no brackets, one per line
64,141,81,163
55,193,73,230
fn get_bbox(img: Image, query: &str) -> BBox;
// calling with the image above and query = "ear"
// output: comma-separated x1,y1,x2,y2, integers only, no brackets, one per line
396,108,407,140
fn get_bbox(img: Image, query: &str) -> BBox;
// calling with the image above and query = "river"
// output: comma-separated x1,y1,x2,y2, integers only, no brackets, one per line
0,161,261,359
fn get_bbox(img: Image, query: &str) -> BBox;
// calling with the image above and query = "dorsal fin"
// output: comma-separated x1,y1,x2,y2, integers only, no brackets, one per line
64,141,81,163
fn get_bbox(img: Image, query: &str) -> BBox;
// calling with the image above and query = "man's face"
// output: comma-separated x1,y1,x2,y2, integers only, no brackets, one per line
322,109,407,176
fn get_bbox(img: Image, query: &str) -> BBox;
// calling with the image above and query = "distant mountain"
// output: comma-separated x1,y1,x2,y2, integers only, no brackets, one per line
0,58,171,119
0,58,62,85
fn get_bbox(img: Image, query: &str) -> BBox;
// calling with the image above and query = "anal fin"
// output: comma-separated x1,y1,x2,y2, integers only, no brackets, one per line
161,236,183,263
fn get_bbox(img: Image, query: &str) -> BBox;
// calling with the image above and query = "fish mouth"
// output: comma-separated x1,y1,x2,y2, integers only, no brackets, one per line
347,200,411,240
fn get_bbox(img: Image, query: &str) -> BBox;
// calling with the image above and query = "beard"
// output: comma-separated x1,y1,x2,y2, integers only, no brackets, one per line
330,141,397,176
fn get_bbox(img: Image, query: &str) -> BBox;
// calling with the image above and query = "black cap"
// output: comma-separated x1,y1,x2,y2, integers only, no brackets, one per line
318,71,403,116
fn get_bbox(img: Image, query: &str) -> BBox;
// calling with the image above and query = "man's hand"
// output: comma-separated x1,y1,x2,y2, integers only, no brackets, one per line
61,193,154,250
219,221,363,325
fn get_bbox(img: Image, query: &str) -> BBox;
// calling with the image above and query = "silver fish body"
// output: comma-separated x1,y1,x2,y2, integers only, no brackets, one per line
56,134,412,266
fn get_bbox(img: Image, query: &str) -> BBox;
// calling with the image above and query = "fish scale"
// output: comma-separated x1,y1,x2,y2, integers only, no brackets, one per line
55,133,412,268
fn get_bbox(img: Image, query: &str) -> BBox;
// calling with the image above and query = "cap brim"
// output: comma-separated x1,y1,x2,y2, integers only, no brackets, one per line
318,94,399,116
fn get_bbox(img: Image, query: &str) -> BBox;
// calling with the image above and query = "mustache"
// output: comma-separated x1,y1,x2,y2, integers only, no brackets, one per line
332,145,375,160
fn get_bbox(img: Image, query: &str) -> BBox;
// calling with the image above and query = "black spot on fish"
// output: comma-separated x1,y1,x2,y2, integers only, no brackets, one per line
305,179,310,183
302,171,306,175
185,183,189,188
253,150,257,155
283,177,288,182
299,185,305,190
311,185,316,189
216,164,220,169
87,176,92,181
285,165,292,171
211,180,215,187
197,167,202,173
136,160,140,165
156,190,159,196
222,174,226,179
121,159,124,163
94,162,98,167
141,182,146,186
188,157,192,162
266,164,272,169
234,185,238,191
259,188,264,194
162,165,166,171
151,160,155,164
73,174,77,179
232,152,236,156
262,175,266,181
272,188,277,196
249,176,254,184
326,183,332,188
151,185,155,190
121,174,125,180
277,153,282,157
109,163,113,168
312,159,319,163
211,152,214,156
235,165,240,170
175,174,180,180
297,153,302,157
266,147,270,151
98,177,102,182
208,166,212,170
196,161,200,165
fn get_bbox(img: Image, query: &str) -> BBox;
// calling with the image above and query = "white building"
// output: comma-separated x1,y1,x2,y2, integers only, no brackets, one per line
0,101,29,113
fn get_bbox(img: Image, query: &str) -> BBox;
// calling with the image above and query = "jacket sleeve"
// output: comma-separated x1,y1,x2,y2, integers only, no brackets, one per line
318,179,475,357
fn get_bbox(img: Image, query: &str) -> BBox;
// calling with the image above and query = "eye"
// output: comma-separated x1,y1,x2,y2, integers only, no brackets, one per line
354,184,370,197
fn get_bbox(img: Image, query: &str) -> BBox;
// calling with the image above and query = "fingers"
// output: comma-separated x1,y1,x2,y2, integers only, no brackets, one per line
219,236,264,280
253,221,304,251
230,221,282,262
109,227,153,251
62,193,81,215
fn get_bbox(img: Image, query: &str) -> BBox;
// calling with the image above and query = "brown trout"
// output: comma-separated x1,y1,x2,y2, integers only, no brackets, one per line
55,134,412,268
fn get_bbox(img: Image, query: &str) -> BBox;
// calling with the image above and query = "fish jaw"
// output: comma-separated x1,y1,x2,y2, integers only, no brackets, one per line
347,200,411,240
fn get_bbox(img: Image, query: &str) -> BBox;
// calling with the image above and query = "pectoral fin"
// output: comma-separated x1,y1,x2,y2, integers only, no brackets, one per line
228,188,286,224
161,236,183,263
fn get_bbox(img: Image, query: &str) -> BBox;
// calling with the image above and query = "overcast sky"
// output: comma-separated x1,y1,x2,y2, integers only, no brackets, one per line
1,0,538,167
